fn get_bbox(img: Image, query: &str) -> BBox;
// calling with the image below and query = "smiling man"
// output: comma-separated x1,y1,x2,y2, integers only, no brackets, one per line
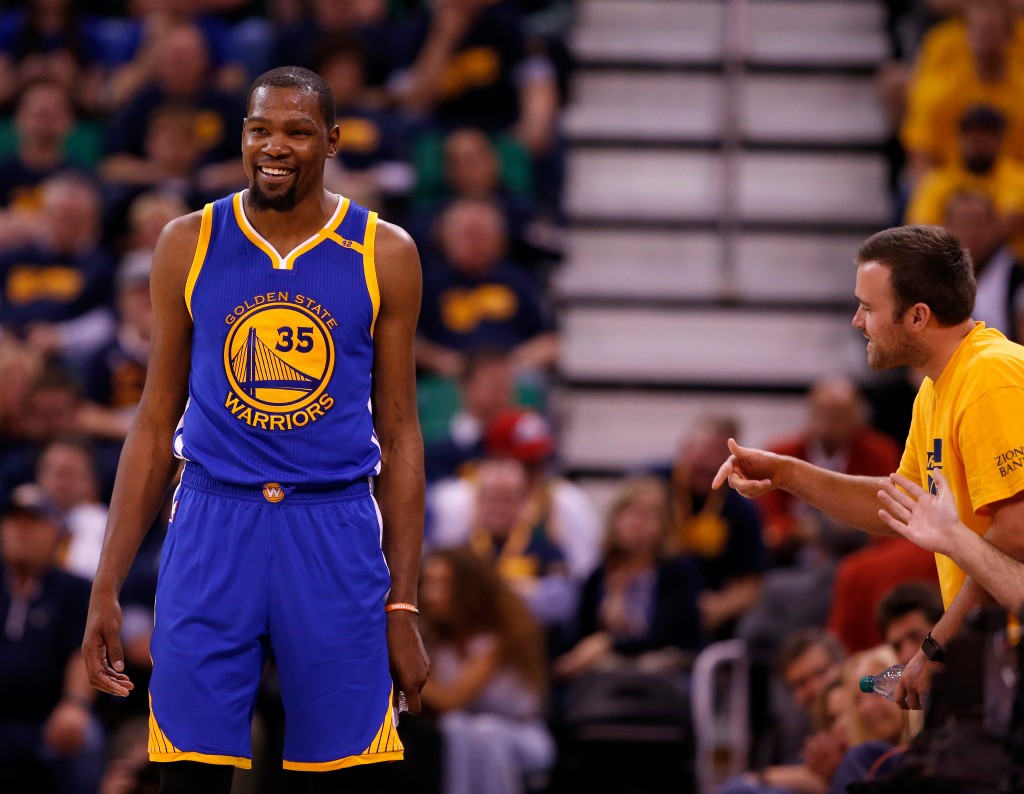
712,224,1024,713
81,67,430,793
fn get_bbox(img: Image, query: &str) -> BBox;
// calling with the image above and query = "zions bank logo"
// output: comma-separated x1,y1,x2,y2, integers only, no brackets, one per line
223,299,335,430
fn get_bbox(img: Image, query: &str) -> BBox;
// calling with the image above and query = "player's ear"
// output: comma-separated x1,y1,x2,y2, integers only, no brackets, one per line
326,124,340,159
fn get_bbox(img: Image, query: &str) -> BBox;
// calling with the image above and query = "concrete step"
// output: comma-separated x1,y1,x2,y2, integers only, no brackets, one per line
552,229,865,304
569,0,724,66
565,150,890,227
556,388,809,471
559,305,868,386
566,149,723,224
747,1,889,69
564,72,886,147
552,230,722,301
737,151,890,226
563,72,721,143
569,0,888,70
742,73,888,146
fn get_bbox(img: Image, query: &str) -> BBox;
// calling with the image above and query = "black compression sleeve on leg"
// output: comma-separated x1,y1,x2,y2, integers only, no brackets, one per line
159,761,235,794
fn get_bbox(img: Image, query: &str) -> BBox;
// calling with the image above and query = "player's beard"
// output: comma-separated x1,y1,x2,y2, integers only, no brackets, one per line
249,178,298,211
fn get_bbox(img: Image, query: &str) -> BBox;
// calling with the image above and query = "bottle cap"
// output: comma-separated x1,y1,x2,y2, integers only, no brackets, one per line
859,675,875,693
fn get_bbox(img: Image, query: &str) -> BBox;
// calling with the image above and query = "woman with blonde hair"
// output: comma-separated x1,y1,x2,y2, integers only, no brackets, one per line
826,644,920,793
551,474,703,682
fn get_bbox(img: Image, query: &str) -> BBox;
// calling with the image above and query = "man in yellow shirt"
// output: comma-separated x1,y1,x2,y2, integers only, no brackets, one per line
713,225,1024,711
900,1,1024,183
905,105,1024,262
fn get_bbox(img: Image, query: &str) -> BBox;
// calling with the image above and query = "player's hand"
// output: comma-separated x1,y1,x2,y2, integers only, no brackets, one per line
711,438,779,498
387,612,430,715
894,649,932,711
878,470,961,556
82,592,134,697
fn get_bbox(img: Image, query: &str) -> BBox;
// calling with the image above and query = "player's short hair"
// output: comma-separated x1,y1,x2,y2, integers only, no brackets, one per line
247,66,335,128
856,224,976,326
875,580,944,635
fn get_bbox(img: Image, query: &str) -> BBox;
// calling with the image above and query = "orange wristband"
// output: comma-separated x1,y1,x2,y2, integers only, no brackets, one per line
385,602,419,614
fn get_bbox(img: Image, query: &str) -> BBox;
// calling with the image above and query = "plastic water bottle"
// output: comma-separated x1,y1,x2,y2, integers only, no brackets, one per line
859,664,906,701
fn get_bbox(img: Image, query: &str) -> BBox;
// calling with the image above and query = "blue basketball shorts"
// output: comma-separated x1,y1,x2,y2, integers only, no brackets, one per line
148,463,403,771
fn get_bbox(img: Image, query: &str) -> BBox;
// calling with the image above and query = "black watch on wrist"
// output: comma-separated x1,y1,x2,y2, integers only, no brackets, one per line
922,632,946,663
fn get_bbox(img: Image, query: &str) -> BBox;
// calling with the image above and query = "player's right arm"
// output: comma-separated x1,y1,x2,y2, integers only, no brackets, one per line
82,211,200,696
713,438,898,537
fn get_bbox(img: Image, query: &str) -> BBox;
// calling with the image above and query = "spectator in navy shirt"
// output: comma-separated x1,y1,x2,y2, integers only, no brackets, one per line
415,196,558,378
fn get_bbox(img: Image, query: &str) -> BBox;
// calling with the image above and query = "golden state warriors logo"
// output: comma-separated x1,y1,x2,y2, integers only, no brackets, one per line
223,299,336,431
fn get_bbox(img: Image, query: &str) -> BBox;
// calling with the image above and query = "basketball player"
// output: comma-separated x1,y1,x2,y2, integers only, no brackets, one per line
713,225,1024,712
81,67,430,792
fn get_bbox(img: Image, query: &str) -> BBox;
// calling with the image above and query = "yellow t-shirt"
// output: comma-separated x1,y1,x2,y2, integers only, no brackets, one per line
897,323,1024,607
900,64,1024,168
908,17,1024,108
904,158,1024,259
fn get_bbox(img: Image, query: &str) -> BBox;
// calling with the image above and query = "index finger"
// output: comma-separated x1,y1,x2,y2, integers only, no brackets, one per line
712,456,735,490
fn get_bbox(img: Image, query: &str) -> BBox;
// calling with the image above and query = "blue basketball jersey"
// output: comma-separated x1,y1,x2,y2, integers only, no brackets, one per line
174,191,382,485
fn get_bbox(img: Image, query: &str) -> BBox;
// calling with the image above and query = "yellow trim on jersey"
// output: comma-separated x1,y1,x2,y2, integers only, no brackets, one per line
282,690,404,771
185,203,214,318
363,211,380,338
323,229,366,254
232,192,351,270
148,696,251,769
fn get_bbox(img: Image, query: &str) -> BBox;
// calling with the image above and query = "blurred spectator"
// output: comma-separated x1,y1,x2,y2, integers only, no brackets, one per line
759,376,902,566
100,0,266,109
825,533,939,655
551,474,704,685
101,19,246,200
424,345,517,483
940,189,1024,341
314,32,415,218
0,361,84,499
459,456,576,634
428,407,602,582
0,336,44,434
874,581,944,666
0,484,103,794
99,101,215,229
392,0,559,160
725,627,847,788
76,248,154,445
0,172,116,362
900,0,1024,186
411,126,561,273
418,545,558,794
273,0,402,93
825,645,921,794
905,105,1024,262
0,0,105,116
721,675,848,794
36,436,108,581
415,197,558,378
0,79,79,248
662,415,766,641
95,716,159,794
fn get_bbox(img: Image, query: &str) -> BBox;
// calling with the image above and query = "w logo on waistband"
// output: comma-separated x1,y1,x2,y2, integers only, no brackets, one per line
263,483,284,503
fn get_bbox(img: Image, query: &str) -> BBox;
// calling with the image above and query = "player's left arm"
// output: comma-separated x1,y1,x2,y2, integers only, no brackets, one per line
371,218,431,713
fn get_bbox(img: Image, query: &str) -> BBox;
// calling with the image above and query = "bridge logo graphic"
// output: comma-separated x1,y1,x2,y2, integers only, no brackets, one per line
223,301,334,414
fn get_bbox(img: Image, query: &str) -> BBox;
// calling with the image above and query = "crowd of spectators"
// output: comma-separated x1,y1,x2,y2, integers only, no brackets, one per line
1,1,1007,794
